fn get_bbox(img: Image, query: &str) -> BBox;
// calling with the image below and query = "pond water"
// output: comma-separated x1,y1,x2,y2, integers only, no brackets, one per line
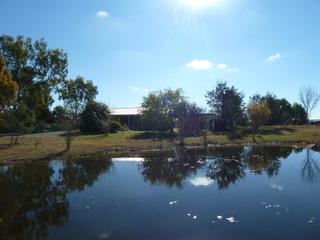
1,146,320,240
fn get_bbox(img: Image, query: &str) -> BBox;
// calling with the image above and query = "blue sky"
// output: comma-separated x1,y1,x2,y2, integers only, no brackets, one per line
1,0,320,118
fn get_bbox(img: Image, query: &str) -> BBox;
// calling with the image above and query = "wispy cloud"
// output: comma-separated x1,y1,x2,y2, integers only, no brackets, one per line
96,11,109,19
266,53,282,62
128,86,150,93
186,59,214,70
186,60,238,72
217,63,227,69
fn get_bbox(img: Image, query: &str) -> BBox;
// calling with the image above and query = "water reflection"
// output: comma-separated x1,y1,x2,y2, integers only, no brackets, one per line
301,148,320,184
139,147,206,188
1,146,320,239
0,158,112,240
139,146,295,190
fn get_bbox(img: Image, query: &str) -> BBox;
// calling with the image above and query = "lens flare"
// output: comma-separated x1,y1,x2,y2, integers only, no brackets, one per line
180,0,222,9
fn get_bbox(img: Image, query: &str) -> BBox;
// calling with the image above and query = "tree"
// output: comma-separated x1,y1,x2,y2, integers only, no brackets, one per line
299,85,320,119
206,81,245,131
247,102,271,131
57,76,98,125
0,35,68,135
141,89,185,132
0,55,18,110
292,103,308,125
4,103,36,144
0,35,68,118
80,101,111,134
175,101,206,146
250,93,294,125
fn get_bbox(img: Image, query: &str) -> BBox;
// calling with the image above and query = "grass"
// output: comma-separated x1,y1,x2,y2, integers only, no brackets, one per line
0,125,320,163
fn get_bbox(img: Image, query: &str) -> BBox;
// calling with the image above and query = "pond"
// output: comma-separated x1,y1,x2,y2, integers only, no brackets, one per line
0,146,320,240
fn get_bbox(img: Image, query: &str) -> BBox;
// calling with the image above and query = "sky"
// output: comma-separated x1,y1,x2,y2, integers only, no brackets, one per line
1,0,320,118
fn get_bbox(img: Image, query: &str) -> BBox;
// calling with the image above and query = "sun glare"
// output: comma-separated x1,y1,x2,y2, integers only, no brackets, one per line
180,0,222,9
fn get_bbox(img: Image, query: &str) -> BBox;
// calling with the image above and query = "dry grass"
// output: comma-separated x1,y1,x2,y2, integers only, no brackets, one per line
1,125,320,163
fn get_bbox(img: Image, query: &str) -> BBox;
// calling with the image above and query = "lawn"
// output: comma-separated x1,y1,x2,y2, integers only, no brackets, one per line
0,125,320,163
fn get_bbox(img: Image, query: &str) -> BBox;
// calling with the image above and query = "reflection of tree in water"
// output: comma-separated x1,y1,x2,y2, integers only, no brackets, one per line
59,158,113,192
0,158,112,240
301,148,320,184
205,147,246,190
139,147,206,188
140,146,294,191
245,146,292,177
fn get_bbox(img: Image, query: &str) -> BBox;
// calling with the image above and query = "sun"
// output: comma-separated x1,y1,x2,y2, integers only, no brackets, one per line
180,0,222,10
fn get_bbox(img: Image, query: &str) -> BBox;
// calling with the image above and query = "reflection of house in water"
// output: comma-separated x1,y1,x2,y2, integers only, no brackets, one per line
111,107,144,130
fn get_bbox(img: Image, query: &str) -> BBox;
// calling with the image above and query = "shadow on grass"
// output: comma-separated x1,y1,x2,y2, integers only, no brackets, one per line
226,126,296,141
0,144,13,150
131,131,175,140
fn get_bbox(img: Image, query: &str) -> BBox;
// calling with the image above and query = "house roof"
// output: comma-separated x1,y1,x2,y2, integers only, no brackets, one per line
110,107,143,116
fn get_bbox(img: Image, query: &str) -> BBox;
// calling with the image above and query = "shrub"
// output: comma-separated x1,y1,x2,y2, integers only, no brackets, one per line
110,121,122,133
80,101,111,134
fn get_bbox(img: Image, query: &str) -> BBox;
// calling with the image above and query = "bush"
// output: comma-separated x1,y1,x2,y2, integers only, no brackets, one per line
110,121,122,133
80,101,111,134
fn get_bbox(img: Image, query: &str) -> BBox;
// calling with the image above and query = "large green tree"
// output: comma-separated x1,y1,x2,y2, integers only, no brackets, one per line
0,35,68,135
57,76,98,124
141,88,185,132
292,103,308,125
250,94,305,125
206,81,245,131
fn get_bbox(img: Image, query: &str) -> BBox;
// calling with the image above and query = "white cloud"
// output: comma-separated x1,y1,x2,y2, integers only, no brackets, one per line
186,60,238,72
190,177,214,187
217,63,227,69
267,53,282,62
128,86,150,93
96,11,109,19
186,59,214,70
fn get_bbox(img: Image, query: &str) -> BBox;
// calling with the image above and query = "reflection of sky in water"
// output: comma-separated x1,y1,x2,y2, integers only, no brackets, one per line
1,147,320,240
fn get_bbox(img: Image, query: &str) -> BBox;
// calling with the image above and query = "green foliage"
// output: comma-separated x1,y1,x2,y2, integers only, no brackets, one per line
80,101,111,134
58,76,98,123
206,80,245,131
292,103,308,125
110,121,123,133
0,35,68,136
247,102,271,131
251,94,307,125
0,55,18,109
142,88,185,132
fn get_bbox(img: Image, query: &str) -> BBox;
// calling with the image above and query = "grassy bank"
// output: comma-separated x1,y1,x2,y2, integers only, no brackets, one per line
0,125,320,163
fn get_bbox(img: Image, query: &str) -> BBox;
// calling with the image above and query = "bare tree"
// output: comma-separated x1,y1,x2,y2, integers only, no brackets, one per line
299,85,320,119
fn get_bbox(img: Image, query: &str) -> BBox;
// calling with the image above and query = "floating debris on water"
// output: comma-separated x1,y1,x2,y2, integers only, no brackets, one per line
211,220,216,223
98,232,110,239
217,215,223,220
226,217,238,223
187,213,191,217
308,217,316,224
169,200,178,205
193,216,197,219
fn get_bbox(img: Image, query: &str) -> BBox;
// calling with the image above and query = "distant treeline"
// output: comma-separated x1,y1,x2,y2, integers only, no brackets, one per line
1,35,319,145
